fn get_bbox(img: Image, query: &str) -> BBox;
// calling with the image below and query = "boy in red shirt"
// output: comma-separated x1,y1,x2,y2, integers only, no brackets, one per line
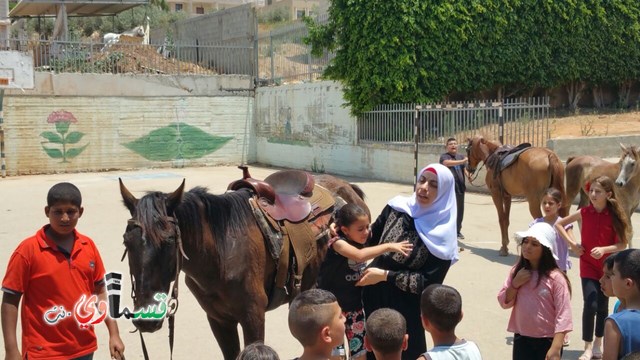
1,182,124,360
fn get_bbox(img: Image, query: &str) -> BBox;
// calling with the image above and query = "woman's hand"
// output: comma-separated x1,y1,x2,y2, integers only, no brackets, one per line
356,267,387,287
511,268,532,289
388,240,413,256
591,246,605,259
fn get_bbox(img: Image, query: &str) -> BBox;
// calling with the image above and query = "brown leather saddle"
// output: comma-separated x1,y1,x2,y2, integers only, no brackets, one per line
486,143,532,177
228,165,315,222
227,166,335,309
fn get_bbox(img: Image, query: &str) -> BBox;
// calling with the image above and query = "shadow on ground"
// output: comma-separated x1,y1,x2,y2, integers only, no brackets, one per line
460,242,517,267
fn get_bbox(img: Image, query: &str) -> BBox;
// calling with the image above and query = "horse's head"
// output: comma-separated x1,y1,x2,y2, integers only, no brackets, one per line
119,179,185,332
616,144,640,187
465,136,480,174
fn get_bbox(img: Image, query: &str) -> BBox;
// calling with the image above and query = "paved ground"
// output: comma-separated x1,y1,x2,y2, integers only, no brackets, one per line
1,165,639,359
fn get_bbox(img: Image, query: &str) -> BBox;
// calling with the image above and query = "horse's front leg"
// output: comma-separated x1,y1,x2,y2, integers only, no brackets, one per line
185,276,241,360
238,292,267,348
206,315,241,360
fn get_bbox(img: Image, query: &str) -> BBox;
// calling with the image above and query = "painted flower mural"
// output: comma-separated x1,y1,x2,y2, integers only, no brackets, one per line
41,110,89,163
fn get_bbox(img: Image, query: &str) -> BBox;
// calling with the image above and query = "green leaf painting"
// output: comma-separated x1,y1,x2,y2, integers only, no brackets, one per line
40,131,64,144
41,110,89,163
124,123,233,161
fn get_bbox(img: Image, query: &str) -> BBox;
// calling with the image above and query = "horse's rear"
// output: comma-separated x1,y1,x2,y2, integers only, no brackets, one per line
314,174,370,219
565,155,620,210
500,147,568,217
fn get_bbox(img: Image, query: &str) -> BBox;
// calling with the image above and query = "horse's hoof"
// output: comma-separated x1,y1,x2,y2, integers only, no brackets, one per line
499,247,509,256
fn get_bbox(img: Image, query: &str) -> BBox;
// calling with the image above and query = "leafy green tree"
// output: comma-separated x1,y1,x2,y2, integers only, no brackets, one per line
306,0,640,114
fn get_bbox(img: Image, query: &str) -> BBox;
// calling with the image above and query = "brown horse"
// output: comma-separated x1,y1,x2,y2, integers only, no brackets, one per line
566,144,640,219
118,172,367,360
466,135,567,256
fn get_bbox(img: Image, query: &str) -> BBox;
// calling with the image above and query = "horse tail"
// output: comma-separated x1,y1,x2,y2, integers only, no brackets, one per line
349,183,366,201
548,152,569,217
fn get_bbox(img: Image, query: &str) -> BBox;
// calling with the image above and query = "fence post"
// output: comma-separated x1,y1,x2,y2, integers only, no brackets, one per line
270,32,274,85
498,100,504,144
308,46,312,82
414,105,422,190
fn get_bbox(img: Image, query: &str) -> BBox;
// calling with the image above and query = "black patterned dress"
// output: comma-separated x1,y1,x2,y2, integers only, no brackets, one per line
362,205,452,360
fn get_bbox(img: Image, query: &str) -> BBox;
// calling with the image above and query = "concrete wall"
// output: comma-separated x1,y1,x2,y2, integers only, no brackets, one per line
547,135,640,161
173,4,256,44
255,81,443,183
2,73,254,176
255,81,640,188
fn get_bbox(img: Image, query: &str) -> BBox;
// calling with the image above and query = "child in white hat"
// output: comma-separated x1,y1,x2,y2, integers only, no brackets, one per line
497,222,573,360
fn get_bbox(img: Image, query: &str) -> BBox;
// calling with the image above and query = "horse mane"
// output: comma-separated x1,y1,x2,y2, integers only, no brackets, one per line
134,192,177,248
175,187,254,259
349,184,366,201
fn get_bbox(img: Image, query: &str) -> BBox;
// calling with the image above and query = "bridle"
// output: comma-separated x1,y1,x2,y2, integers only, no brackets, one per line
465,141,486,185
121,216,189,360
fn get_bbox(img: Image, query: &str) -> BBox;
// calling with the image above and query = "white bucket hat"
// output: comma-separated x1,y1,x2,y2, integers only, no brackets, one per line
514,222,558,260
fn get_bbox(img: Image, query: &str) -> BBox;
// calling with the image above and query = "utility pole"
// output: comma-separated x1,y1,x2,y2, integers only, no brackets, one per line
0,0,9,49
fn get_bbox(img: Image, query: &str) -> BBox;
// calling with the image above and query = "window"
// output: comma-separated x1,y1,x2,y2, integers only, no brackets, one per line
175,3,183,11
296,9,305,19
196,6,204,14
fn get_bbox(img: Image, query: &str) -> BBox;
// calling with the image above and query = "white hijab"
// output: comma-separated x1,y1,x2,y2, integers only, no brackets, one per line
387,163,459,262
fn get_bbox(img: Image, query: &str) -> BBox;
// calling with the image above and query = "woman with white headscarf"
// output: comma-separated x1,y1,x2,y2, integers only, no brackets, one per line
358,163,459,360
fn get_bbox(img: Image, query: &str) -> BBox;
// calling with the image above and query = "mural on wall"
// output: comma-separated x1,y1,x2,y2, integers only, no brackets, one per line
123,122,233,161
41,110,89,163
256,86,353,146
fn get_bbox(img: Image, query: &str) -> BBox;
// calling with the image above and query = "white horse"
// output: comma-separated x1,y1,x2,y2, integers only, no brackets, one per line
103,25,146,45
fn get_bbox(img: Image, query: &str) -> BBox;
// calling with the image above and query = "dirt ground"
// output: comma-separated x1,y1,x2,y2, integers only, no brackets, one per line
550,110,640,138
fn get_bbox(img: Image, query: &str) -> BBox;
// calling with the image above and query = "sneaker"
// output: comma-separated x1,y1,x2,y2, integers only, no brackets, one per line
457,233,465,240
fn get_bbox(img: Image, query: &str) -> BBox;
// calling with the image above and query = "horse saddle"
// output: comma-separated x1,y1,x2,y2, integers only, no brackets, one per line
227,165,315,222
486,143,532,175
228,166,336,309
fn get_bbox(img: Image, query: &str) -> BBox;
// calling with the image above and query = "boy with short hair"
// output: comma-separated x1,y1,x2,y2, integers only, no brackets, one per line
363,308,408,360
439,137,469,240
1,182,125,360
288,288,345,360
419,284,482,360
603,249,640,360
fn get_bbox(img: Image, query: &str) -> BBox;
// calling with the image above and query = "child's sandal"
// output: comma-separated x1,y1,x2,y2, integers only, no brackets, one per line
592,349,603,359
578,349,593,360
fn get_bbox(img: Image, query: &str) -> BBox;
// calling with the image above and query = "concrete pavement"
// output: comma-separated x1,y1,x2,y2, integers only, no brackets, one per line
1,166,638,359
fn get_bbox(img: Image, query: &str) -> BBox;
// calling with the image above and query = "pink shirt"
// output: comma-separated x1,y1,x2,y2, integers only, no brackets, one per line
497,267,572,338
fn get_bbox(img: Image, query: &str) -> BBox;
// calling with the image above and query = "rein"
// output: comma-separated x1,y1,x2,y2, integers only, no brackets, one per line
466,143,488,187
467,161,486,186
121,216,189,360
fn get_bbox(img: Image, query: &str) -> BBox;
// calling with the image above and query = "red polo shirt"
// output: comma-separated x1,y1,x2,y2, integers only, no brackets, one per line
2,225,106,359
579,205,619,280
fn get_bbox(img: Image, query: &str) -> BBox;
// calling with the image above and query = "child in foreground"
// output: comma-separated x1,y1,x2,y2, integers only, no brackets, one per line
498,222,572,360
318,203,412,359
603,249,640,360
1,182,124,360
600,254,626,314
419,284,482,360
363,308,408,360
288,289,345,360
556,176,630,360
